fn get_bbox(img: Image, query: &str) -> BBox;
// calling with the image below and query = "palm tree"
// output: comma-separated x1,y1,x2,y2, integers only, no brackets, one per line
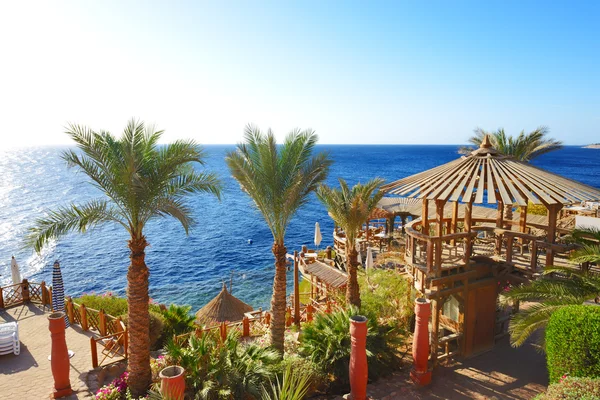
460,126,562,221
316,178,385,307
503,227,600,348
225,124,331,353
462,126,562,162
27,119,222,396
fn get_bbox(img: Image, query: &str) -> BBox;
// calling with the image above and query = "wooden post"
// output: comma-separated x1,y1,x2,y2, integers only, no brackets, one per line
90,337,98,368
422,199,429,236
506,233,513,264
464,202,473,264
220,322,227,341
98,310,107,336
426,239,434,274
431,299,440,366
293,250,300,326
0,287,4,309
242,317,250,337
286,307,292,327
451,201,459,245
22,279,30,303
546,203,563,267
307,304,314,322
80,304,89,331
310,275,315,300
519,205,528,234
48,287,53,311
41,281,47,306
435,200,445,273
66,298,74,324
265,312,271,326
496,201,504,255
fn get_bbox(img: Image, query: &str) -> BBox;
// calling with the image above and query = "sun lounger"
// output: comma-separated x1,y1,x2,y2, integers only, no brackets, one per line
0,322,20,355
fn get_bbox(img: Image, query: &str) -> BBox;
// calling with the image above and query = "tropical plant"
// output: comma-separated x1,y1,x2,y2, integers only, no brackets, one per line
164,330,280,399
160,304,196,338
461,126,562,162
569,227,600,265
357,269,413,325
27,119,222,396
225,124,331,352
298,306,402,392
262,363,312,400
535,376,600,400
316,178,385,307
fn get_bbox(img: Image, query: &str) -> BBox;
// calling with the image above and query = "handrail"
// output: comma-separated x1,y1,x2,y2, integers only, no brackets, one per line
0,280,52,310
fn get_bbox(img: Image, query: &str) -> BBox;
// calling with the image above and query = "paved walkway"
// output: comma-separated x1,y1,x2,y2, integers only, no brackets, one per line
0,304,95,399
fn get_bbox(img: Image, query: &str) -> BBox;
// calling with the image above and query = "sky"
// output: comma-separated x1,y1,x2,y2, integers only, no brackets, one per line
0,1,598,147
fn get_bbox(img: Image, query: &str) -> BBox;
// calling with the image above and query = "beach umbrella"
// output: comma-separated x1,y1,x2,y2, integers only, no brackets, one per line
195,283,253,325
365,247,374,273
314,222,322,249
10,256,21,285
52,261,69,328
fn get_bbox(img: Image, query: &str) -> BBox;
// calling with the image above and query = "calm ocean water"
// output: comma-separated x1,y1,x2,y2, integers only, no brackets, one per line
1,145,599,311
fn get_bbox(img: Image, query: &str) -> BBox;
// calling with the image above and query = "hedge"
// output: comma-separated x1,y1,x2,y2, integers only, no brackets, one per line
535,376,600,400
546,305,600,383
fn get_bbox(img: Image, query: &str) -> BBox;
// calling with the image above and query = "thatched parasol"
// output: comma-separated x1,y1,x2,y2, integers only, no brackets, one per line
195,283,253,325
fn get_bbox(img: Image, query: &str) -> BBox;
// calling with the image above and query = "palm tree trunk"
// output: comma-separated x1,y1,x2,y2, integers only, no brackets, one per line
127,236,151,397
346,247,361,308
270,242,287,354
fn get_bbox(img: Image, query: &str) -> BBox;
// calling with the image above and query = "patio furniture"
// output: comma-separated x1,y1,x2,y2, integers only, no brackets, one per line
0,322,20,355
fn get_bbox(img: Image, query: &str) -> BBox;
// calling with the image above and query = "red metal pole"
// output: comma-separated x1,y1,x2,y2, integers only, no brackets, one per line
411,298,432,386
349,315,368,400
48,312,72,398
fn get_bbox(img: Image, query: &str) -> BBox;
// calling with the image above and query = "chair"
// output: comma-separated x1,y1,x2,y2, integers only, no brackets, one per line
0,322,20,355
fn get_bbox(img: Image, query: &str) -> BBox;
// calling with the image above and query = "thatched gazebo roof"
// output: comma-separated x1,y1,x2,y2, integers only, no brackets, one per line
195,284,253,325
382,136,600,206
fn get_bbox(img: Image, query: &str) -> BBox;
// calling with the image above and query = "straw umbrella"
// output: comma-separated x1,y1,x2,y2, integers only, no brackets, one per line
195,283,253,325
10,256,21,285
52,261,69,328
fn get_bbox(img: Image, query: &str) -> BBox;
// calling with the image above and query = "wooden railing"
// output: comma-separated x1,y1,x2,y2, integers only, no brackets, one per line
90,319,127,368
0,280,52,309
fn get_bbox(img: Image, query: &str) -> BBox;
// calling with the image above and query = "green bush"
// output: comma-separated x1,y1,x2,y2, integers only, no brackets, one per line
298,306,402,392
536,376,600,400
160,304,196,338
164,330,280,399
546,305,600,382
74,293,129,317
121,311,165,350
359,269,413,325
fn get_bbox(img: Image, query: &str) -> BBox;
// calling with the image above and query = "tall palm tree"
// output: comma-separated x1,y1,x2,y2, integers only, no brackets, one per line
225,124,331,353
503,227,600,348
27,119,222,396
463,126,562,162
316,178,385,307
460,126,563,221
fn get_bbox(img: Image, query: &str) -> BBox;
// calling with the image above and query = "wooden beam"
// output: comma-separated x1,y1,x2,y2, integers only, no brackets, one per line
546,203,564,267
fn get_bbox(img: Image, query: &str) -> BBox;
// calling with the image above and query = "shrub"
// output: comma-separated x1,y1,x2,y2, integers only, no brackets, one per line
280,355,327,396
159,304,196,338
536,376,600,400
298,306,402,392
121,311,165,350
164,330,280,399
262,362,312,400
74,293,129,317
359,269,413,325
546,305,600,382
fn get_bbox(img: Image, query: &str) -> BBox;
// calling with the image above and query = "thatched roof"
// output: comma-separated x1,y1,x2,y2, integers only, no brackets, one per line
382,136,600,206
195,284,253,325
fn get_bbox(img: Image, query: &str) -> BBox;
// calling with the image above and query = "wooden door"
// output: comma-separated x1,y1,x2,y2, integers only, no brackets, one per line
464,283,497,356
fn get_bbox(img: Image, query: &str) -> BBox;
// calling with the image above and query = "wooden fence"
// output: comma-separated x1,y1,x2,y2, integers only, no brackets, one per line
0,279,52,310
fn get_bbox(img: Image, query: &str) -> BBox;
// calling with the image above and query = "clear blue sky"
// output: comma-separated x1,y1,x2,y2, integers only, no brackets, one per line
0,1,598,146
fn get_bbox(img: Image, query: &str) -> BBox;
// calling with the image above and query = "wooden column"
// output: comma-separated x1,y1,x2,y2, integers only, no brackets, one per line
435,200,446,272
545,203,563,267
496,201,504,255
464,202,473,264
431,298,440,366
450,201,459,245
293,251,300,326
519,205,528,234
422,198,429,236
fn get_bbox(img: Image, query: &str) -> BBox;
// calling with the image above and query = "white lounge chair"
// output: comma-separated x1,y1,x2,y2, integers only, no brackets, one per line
0,322,20,355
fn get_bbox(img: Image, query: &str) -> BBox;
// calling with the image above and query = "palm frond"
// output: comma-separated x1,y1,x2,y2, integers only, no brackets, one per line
509,301,566,347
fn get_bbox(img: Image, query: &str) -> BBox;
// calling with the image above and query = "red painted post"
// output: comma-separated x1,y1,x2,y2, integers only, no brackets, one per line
48,312,73,398
348,315,368,400
219,322,227,341
411,298,432,386
159,366,185,400
242,317,250,337
306,304,314,322
265,312,271,326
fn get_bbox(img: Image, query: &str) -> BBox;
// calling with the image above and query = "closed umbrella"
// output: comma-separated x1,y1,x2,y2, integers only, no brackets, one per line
11,256,21,285
356,240,363,265
314,222,322,250
365,247,374,273
52,261,69,328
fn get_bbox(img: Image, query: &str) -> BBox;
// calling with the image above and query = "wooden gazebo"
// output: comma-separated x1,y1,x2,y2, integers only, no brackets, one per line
195,284,253,325
381,136,600,363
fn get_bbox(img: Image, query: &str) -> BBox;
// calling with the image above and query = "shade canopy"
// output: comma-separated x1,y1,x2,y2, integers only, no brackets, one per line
195,284,253,325
376,197,421,213
382,136,600,206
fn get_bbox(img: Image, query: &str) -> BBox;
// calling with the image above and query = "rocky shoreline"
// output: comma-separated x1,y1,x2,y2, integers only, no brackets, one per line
584,144,600,149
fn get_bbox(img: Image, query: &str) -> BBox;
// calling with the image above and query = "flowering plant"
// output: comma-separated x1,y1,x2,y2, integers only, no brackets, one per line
95,371,129,400
150,355,169,381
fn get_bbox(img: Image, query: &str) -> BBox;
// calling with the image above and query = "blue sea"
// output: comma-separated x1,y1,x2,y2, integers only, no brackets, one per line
1,145,599,311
